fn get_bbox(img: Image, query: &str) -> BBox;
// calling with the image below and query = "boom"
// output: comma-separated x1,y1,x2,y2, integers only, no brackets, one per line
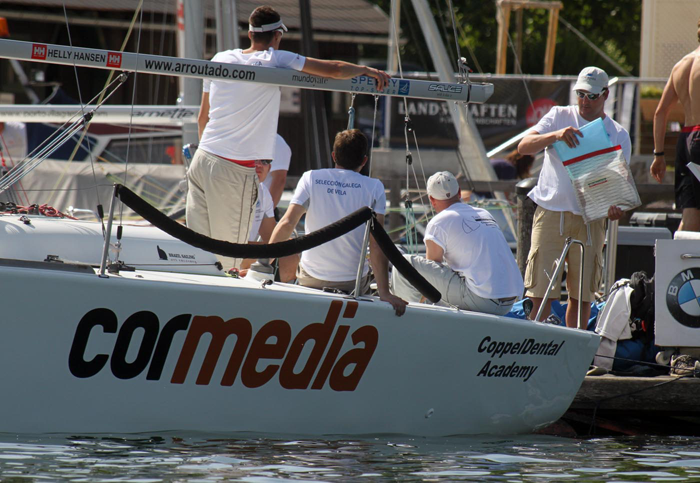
0,39,494,103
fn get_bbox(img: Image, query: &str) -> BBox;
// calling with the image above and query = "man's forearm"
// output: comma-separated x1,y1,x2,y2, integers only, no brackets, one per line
518,132,556,155
268,219,295,245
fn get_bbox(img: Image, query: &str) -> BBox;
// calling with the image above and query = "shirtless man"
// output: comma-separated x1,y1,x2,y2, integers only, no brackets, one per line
650,17,700,232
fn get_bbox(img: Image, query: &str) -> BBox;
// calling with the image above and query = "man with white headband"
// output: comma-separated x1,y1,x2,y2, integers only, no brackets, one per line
187,5,390,271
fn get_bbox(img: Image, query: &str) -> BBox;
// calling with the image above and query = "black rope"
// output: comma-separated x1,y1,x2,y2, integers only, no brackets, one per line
115,184,442,303
369,217,441,304
116,184,372,259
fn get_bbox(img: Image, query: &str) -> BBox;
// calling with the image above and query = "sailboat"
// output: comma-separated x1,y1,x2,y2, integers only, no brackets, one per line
0,34,600,436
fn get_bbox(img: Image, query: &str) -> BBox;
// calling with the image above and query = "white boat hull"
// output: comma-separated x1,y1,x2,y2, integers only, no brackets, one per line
0,259,598,436
0,215,222,275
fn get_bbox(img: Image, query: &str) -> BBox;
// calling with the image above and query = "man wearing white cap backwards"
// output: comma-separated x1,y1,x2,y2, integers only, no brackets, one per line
391,171,523,316
187,5,390,270
518,66,631,328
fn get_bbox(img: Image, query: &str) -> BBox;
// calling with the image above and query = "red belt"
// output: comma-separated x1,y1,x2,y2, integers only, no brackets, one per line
681,125,700,133
220,157,256,167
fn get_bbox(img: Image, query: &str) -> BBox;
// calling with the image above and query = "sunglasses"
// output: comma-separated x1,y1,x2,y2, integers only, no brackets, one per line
576,89,606,101
256,159,272,166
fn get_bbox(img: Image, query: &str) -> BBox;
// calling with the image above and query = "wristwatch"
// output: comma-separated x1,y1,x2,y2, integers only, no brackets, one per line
653,150,665,157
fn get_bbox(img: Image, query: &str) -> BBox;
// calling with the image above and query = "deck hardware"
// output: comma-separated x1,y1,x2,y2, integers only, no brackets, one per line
534,237,585,329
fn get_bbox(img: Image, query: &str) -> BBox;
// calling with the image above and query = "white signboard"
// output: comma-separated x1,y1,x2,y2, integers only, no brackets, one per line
656,239,700,347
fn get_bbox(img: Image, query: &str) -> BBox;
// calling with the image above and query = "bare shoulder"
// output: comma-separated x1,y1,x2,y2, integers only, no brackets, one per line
673,52,695,71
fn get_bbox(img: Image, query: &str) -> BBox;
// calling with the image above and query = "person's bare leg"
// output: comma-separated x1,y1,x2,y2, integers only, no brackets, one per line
529,296,553,321
678,208,700,232
565,298,592,329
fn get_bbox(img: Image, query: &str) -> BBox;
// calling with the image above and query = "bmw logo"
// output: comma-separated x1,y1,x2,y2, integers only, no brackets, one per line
667,268,700,328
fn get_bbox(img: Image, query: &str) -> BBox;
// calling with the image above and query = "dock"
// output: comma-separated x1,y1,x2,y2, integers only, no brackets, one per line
560,375,700,436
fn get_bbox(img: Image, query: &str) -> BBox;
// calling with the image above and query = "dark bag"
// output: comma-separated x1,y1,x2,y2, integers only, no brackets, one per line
628,271,655,344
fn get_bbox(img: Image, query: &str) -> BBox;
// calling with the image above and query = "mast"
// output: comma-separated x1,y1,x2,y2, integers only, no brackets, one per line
215,0,240,51
409,0,496,182
180,0,204,147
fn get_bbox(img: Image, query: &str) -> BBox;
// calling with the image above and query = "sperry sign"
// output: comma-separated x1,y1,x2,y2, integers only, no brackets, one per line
68,300,376,391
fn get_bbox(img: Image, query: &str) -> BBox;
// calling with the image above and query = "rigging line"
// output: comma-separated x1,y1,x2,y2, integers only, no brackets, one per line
453,14,483,74
558,16,632,77
119,4,146,227
390,5,430,216
0,118,89,188
388,0,412,122
0,76,128,196
410,129,433,216
53,3,100,209
0,132,29,205
433,0,458,71
368,95,380,179
444,0,463,65
46,78,128,204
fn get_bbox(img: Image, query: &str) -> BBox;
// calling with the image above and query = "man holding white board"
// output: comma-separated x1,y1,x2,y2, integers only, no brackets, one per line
518,66,631,328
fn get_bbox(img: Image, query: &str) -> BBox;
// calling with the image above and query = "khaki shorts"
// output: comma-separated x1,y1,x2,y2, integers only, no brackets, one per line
524,206,605,303
297,264,370,295
185,149,258,270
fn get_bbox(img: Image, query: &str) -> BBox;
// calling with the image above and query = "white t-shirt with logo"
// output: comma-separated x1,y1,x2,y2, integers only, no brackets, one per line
249,183,274,242
290,168,386,281
0,122,27,162
200,48,305,161
425,203,524,300
527,105,631,213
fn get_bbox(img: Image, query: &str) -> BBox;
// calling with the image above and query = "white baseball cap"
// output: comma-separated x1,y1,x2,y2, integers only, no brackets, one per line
573,66,609,94
427,171,460,200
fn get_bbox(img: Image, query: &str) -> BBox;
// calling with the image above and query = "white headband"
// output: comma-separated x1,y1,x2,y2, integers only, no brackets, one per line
249,20,287,32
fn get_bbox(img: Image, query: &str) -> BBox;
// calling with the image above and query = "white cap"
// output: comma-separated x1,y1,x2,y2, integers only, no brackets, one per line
249,19,288,32
573,67,609,94
427,171,460,200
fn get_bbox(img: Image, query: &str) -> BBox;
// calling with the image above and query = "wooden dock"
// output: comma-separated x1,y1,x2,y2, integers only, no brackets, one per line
559,375,700,436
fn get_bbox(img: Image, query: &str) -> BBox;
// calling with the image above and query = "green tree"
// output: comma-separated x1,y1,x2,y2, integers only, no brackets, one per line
367,0,641,76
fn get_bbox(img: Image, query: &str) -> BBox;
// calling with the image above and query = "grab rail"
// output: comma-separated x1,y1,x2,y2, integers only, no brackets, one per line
534,237,585,329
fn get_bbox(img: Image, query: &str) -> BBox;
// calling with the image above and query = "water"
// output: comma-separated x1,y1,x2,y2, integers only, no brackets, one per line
1,433,699,481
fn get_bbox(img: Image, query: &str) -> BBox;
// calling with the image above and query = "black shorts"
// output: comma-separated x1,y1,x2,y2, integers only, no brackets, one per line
675,126,700,210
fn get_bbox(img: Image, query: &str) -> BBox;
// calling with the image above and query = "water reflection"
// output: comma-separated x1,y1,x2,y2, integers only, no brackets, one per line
0,433,698,481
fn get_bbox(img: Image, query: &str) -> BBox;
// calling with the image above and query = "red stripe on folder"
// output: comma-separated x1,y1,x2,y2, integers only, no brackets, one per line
563,145,622,166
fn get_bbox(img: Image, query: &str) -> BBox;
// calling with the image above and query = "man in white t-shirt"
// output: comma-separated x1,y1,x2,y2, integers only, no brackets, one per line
0,122,27,165
249,161,276,244
188,5,390,270
263,134,291,209
268,129,407,316
518,66,631,327
391,171,523,316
